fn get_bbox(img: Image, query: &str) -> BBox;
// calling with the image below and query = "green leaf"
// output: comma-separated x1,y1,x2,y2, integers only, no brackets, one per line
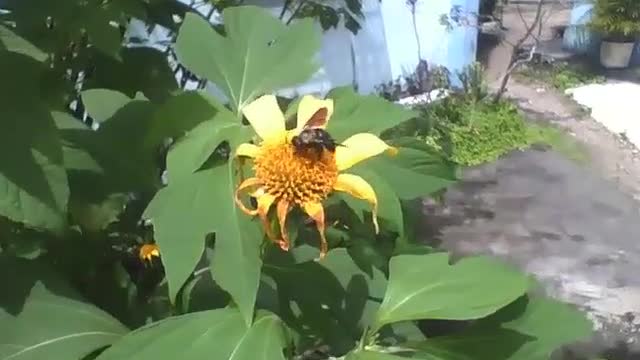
165,109,244,182
91,98,159,190
476,297,593,360
346,351,408,360
4,0,125,58
342,168,404,236
373,253,528,331
0,25,47,62
264,248,386,355
326,87,417,142
0,52,69,232
175,6,321,114
144,91,223,152
356,139,457,200
0,257,128,360
143,124,260,324
96,309,288,360
405,328,532,360
82,89,134,123
85,47,178,102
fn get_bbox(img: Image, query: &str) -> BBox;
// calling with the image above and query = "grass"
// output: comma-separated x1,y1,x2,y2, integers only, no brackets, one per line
525,123,590,165
517,60,605,92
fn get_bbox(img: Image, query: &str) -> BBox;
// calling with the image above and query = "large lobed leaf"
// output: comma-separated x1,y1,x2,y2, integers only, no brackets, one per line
0,257,128,360
373,253,529,331
403,296,593,360
175,6,321,114
355,138,457,201
326,87,418,143
143,119,260,325
0,52,69,232
96,309,288,360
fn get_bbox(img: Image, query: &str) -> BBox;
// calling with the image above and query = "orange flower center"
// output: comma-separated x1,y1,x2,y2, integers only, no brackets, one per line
254,140,338,205
139,244,160,262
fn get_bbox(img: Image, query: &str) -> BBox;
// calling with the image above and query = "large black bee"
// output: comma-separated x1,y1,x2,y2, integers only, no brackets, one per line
291,107,339,160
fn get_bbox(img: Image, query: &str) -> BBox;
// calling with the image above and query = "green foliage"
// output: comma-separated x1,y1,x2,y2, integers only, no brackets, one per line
446,100,529,166
589,0,640,40
526,123,590,165
373,253,528,331
175,8,320,115
386,62,590,167
0,4,594,360
96,309,288,360
517,61,605,92
405,96,529,167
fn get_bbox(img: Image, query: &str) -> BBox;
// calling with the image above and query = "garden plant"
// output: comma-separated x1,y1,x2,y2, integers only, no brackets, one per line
0,2,593,359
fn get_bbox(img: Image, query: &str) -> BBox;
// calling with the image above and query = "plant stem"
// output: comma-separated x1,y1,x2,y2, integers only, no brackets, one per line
286,0,307,25
279,0,293,19
409,1,423,60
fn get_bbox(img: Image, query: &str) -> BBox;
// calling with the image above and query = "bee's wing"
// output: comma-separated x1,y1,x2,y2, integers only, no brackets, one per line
303,107,329,129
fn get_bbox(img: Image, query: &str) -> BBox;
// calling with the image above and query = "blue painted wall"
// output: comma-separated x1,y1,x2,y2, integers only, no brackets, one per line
447,0,480,87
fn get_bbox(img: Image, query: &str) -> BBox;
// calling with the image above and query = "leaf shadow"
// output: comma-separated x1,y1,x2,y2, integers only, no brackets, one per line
263,249,379,356
0,255,81,315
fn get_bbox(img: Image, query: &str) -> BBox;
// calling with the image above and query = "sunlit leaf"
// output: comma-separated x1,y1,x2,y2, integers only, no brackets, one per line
143,123,260,324
82,89,134,123
373,253,528,331
143,91,223,152
356,138,457,200
0,25,47,62
165,109,246,182
326,87,417,142
0,257,128,360
97,309,288,360
175,6,321,113
0,52,68,232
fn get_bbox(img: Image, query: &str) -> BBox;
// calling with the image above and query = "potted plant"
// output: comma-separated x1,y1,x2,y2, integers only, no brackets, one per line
589,0,640,69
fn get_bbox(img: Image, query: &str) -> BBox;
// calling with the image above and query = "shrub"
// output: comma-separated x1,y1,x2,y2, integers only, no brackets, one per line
415,96,529,166
589,0,640,41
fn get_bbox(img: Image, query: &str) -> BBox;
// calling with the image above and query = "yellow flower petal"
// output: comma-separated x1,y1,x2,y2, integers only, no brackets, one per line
257,193,278,244
234,177,263,216
335,133,391,171
296,95,334,131
333,173,379,234
235,143,260,158
302,201,328,260
242,95,286,142
276,200,291,251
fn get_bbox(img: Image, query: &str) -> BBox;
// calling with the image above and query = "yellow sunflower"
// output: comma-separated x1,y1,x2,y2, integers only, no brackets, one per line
234,94,395,259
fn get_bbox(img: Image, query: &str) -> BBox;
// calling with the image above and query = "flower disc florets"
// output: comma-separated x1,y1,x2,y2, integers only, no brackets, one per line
254,141,338,205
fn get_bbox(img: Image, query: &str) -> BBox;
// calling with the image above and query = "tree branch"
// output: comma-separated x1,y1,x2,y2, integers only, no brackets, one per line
493,0,545,103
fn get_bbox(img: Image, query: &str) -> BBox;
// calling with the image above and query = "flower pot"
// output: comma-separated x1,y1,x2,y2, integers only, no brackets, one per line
599,40,635,69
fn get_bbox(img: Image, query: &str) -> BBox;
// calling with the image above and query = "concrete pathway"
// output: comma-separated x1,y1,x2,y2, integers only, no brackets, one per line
419,80,640,359
421,149,640,359
567,82,640,151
